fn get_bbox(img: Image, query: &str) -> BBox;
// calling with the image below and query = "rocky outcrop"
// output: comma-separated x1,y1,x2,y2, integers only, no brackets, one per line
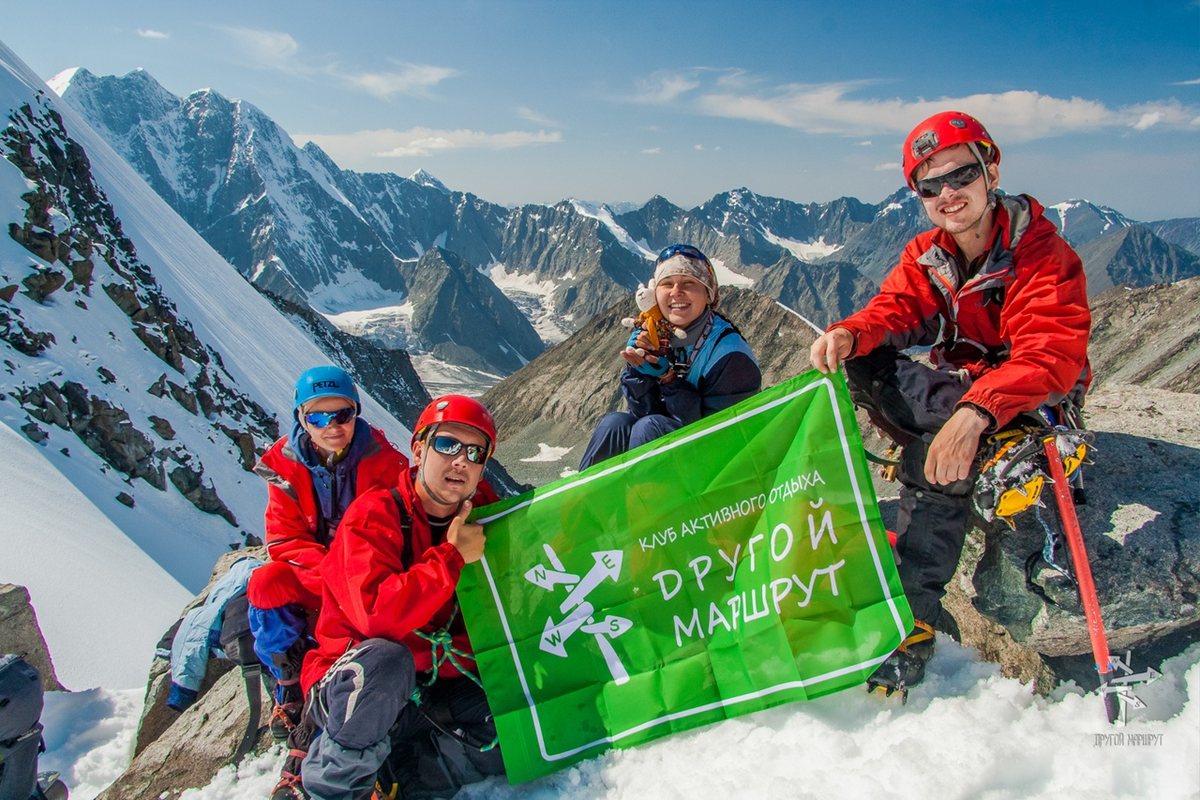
873,383,1200,691
0,584,63,692
111,548,270,798
1088,277,1200,393
101,665,267,800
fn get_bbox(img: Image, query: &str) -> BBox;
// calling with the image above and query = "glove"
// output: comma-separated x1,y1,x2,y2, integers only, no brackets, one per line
633,354,671,378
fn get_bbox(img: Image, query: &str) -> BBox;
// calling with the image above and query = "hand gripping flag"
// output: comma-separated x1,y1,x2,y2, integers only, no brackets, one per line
458,371,913,782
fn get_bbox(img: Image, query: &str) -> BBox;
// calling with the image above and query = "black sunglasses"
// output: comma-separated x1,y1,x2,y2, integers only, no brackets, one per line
914,163,984,199
304,407,356,428
656,244,712,267
430,434,488,464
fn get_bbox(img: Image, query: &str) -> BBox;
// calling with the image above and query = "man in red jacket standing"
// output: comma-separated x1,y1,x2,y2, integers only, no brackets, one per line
294,395,505,800
810,111,1091,696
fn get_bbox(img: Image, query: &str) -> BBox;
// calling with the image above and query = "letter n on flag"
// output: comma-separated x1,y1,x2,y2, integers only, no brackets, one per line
458,371,913,783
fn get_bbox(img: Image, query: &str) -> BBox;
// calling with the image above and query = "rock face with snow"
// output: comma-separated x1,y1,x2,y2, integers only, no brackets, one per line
2,95,277,543
0,584,62,691
1042,199,1134,247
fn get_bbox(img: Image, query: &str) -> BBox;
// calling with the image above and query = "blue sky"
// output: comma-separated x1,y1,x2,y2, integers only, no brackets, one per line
3,0,1198,220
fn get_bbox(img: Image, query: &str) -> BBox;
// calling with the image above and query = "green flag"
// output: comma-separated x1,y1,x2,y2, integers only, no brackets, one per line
459,371,912,783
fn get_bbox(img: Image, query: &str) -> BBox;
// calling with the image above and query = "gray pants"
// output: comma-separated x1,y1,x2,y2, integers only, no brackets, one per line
845,349,977,626
302,639,414,800
301,638,504,800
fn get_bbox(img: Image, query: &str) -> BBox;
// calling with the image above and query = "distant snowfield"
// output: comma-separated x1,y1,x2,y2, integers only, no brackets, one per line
324,302,422,351
411,354,503,398
488,261,575,345
306,273,409,316
45,641,1200,799
570,199,657,261
709,256,755,288
761,229,842,262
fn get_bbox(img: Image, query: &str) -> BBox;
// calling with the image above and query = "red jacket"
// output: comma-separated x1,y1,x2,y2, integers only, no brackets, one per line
254,424,405,599
301,467,501,694
835,194,1091,429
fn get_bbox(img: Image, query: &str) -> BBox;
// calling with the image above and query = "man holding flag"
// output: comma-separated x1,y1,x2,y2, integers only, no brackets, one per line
285,396,506,800
809,110,1091,697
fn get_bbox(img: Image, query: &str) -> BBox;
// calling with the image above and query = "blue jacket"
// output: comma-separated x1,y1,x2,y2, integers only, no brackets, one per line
167,556,262,707
621,312,761,425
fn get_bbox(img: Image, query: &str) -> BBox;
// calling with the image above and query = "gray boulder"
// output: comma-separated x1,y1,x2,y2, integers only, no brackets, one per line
874,383,1200,690
0,584,63,691
104,548,271,799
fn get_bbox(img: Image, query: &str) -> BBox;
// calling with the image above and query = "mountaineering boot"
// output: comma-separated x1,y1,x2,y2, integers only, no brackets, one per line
866,620,936,702
270,680,305,741
270,752,309,800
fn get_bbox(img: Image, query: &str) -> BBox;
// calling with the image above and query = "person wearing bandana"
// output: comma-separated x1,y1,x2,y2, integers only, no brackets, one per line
579,244,761,470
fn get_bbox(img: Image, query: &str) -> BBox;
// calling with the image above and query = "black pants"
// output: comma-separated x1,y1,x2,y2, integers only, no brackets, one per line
845,349,977,626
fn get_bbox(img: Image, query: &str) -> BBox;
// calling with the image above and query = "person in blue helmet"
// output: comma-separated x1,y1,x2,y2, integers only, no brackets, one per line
579,244,762,470
246,366,406,747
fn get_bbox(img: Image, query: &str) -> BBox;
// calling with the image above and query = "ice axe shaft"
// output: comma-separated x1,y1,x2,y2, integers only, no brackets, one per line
1043,436,1119,723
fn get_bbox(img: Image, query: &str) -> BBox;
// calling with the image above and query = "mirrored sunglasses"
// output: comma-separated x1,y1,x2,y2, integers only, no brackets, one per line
304,407,356,428
656,243,712,267
914,163,984,199
430,434,488,464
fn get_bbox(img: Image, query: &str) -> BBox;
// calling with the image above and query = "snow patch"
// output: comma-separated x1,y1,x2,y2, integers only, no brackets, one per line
520,443,574,463
411,354,502,398
762,229,842,262
488,262,574,344
709,256,755,288
1106,503,1160,545
570,199,657,260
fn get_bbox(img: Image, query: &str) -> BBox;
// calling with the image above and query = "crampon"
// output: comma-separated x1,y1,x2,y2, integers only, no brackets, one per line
866,620,935,703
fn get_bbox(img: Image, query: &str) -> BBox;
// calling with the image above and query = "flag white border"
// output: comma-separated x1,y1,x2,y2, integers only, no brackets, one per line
477,375,908,765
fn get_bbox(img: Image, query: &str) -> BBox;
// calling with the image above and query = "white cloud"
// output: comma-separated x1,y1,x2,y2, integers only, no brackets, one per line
517,107,558,126
632,72,701,104
221,27,457,98
223,27,300,72
297,127,562,159
332,63,460,98
874,162,901,172
858,140,872,146
137,29,169,39
1173,78,1200,85
642,147,661,154
630,71,1200,143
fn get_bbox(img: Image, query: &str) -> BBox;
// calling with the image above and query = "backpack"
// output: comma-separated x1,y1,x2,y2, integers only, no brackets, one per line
0,654,44,800
217,591,267,762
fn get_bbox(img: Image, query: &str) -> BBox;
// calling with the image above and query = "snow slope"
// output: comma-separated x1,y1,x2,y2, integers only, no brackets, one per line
0,40,411,689
45,641,1200,799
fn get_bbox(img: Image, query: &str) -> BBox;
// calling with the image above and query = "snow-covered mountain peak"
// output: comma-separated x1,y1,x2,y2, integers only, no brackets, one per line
408,168,450,194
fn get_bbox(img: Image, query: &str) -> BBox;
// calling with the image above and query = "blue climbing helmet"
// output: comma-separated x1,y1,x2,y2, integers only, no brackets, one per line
293,366,360,418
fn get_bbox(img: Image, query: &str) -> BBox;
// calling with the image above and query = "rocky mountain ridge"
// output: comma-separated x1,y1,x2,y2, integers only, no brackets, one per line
54,68,1200,395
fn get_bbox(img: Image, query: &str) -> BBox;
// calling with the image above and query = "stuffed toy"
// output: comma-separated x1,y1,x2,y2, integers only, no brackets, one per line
620,279,686,355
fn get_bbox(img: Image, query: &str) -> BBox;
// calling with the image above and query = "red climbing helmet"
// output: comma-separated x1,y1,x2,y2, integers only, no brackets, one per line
902,111,1000,190
412,394,497,457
